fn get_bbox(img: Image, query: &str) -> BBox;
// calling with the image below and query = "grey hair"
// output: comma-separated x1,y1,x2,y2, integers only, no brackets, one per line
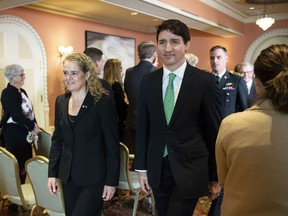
4,64,24,82
240,62,254,71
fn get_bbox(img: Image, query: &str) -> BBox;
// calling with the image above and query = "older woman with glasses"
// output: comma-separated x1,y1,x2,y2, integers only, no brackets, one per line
1,64,40,184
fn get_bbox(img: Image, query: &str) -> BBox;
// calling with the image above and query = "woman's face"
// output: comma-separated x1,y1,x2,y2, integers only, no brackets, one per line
11,72,26,89
63,60,89,92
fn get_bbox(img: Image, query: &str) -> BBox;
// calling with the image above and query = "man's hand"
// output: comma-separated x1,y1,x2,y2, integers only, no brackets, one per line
47,177,58,195
138,172,151,193
209,181,222,200
102,185,116,201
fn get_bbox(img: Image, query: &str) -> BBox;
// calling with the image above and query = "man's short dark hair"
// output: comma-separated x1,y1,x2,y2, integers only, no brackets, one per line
137,41,157,60
83,47,103,62
155,19,190,44
210,45,227,54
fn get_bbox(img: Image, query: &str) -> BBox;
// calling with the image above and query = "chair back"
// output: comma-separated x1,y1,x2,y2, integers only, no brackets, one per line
118,142,132,190
0,147,27,206
25,156,65,215
36,129,52,158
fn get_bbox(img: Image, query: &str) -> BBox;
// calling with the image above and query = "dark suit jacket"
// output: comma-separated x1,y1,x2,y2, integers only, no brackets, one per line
218,71,248,117
134,64,222,199
48,91,120,187
1,83,36,131
111,81,128,140
248,81,257,107
124,60,158,129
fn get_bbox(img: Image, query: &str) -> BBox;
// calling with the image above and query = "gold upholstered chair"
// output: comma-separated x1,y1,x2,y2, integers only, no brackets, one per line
25,155,65,216
0,147,35,215
118,142,156,216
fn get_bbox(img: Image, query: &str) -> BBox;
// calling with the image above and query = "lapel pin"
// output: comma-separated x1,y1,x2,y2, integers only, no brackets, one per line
82,105,87,108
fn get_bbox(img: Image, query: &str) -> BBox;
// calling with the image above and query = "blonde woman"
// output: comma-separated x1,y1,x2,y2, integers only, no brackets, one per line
103,59,128,141
48,53,119,216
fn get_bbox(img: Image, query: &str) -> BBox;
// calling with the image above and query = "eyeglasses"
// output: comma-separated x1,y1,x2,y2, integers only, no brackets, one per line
16,73,26,77
239,71,253,76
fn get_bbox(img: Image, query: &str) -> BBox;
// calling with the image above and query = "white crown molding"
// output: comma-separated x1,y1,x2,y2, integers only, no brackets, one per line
101,0,244,37
0,0,41,10
200,0,247,22
244,28,288,62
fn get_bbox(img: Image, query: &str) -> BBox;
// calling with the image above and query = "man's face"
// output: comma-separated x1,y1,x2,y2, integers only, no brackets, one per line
239,65,254,83
157,30,189,71
210,48,228,74
95,57,104,76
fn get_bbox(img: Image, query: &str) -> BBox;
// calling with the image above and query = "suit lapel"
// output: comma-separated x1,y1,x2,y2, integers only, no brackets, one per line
64,92,94,126
169,66,195,126
73,92,94,124
218,71,230,88
63,93,71,127
155,70,167,126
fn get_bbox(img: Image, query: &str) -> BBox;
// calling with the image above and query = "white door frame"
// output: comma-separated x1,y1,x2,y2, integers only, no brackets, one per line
244,28,288,64
0,15,49,130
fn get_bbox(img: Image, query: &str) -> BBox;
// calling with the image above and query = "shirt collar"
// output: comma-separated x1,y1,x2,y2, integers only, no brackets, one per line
212,70,226,79
163,61,187,79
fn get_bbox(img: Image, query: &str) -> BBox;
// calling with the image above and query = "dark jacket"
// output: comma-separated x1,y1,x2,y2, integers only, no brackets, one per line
48,91,120,186
218,71,249,117
124,60,157,129
134,64,222,199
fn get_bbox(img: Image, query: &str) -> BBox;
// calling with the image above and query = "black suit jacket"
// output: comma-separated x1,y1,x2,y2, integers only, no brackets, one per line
48,91,120,187
124,60,158,129
134,64,222,199
218,71,248,117
1,83,36,131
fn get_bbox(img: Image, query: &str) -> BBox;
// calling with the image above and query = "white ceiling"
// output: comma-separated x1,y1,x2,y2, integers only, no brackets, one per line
1,0,288,37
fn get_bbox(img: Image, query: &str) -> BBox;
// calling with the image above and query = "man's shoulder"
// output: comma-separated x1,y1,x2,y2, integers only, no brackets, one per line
225,71,243,83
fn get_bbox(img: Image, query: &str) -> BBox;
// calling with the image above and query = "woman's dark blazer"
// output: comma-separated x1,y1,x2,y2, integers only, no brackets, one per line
48,91,120,187
1,83,36,130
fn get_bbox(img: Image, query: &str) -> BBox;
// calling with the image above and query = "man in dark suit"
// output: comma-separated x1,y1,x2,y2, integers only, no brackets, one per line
238,61,257,107
124,40,158,153
134,19,222,216
83,47,113,95
208,45,249,216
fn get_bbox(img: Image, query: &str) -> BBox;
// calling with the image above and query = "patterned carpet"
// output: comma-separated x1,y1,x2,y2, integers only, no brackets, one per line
1,195,211,216
103,194,212,216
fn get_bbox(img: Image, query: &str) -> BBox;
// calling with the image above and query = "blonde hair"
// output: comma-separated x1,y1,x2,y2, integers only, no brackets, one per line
185,53,199,67
103,59,122,85
64,52,108,102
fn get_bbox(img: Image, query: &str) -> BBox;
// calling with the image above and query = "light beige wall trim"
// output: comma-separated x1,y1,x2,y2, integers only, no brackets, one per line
244,28,288,64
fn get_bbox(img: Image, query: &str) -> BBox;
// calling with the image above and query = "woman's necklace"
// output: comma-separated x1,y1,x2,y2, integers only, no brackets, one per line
68,114,76,123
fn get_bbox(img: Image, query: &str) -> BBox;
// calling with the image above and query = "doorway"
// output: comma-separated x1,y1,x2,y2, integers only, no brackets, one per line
0,15,49,130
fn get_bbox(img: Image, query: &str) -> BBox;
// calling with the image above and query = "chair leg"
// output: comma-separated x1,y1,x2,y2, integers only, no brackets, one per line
17,205,23,216
150,192,156,216
132,192,140,216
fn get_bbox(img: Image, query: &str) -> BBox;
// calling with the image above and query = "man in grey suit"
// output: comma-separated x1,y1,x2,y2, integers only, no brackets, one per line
134,19,222,216
208,45,249,216
124,41,158,153
238,61,257,107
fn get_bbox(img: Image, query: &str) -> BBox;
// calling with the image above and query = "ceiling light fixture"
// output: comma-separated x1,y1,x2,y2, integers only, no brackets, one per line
256,15,275,31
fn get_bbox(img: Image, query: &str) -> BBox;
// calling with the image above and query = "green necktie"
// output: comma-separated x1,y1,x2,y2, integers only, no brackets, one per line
163,73,176,157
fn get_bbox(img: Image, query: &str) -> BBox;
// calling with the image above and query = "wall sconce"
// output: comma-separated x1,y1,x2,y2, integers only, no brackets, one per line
58,45,73,58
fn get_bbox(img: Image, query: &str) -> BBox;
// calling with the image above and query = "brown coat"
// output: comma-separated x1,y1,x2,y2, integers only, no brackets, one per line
216,100,288,216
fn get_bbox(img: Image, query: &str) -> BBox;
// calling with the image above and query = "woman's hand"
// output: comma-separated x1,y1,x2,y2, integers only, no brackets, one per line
102,185,116,201
48,177,58,195
33,123,41,135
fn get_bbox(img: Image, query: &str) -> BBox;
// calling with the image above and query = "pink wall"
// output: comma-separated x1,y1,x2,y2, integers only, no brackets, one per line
188,19,288,71
0,7,287,126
